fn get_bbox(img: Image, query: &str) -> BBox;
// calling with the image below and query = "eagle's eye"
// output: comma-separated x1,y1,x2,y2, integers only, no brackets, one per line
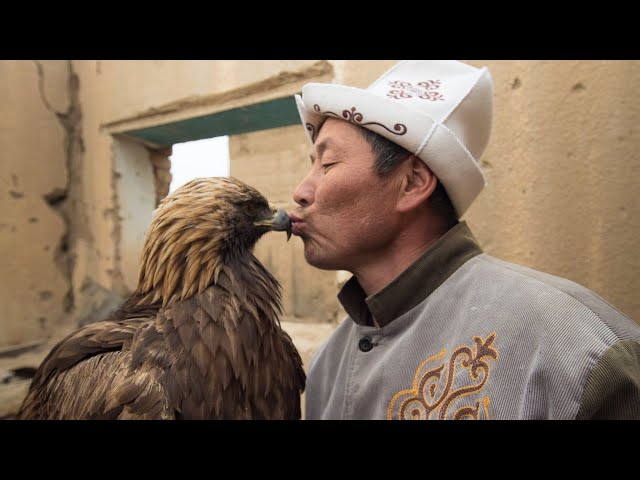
242,200,267,219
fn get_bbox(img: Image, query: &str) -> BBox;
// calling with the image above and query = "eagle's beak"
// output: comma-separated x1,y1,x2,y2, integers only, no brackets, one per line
256,207,292,241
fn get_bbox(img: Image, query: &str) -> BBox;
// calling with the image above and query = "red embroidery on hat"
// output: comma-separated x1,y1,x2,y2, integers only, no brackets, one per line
387,80,444,101
313,104,407,136
305,123,318,142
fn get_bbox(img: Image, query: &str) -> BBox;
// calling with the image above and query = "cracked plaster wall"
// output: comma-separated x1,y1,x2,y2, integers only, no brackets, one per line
0,61,73,348
0,60,330,351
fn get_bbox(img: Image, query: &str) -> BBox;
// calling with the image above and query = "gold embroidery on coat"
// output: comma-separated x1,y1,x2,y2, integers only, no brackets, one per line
387,333,498,420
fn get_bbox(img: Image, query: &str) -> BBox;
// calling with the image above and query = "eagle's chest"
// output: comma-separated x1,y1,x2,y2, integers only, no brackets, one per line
160,294,275,419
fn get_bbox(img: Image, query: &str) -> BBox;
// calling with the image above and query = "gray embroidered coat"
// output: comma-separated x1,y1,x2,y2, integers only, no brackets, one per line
305,222,640,420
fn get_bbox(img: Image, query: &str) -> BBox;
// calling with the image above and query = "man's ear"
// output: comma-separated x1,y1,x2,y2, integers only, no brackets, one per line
396,155,438,213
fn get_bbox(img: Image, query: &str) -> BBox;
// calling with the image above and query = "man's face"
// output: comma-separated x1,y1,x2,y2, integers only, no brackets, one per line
291,118,402,271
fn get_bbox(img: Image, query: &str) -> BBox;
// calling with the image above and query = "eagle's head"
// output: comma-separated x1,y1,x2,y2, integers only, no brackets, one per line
134,177,291,306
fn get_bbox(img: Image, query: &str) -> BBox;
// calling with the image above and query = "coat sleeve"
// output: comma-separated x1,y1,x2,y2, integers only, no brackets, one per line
576,339,640,420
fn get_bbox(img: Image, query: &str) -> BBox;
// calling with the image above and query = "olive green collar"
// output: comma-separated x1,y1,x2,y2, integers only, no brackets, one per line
337,221,483,328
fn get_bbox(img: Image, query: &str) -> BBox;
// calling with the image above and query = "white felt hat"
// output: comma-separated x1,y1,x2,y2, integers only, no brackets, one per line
295,60,493,218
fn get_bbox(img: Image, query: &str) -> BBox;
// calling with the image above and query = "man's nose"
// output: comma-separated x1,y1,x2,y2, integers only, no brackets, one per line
293,172,316,207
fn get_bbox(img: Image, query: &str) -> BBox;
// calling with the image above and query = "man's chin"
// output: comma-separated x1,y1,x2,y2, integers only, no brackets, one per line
303,249,342,271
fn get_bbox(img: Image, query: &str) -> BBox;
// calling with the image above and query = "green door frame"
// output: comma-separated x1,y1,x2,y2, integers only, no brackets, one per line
124,96,301,146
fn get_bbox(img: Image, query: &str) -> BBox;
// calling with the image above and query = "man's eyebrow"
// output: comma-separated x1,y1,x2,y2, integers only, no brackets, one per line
310,138,332,164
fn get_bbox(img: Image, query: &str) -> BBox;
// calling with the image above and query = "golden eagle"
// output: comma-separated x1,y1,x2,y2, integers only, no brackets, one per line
18,177,305,419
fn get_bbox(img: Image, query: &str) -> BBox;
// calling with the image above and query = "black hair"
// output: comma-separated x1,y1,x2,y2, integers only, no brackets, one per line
358,126,458,222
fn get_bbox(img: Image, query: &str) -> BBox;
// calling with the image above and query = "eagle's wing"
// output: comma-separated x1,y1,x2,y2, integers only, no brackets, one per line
17,318,174,420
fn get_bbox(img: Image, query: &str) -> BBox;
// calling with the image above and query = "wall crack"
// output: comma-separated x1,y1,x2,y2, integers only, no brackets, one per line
33,60,86,320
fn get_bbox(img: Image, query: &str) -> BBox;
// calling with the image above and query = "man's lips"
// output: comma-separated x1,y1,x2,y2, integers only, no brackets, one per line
289,213,305,236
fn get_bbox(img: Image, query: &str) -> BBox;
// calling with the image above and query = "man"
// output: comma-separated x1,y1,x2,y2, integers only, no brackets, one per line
289,60,640,420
